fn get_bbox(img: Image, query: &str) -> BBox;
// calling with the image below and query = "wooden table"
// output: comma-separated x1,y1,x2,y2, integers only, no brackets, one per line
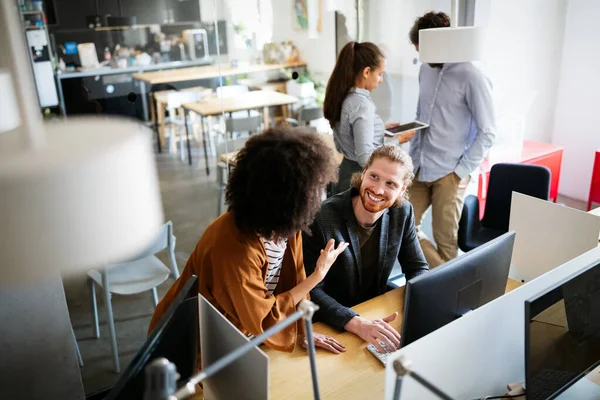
133,61,307,122
263,278,522,399
182,91,299,172
219,132,344,167
133,61,307,86
478,141,564,219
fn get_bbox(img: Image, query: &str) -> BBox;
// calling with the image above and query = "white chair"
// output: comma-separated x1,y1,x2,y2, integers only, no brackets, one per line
215,84,262,121
286,105,324,131
165,91,206,161
87,221,180,373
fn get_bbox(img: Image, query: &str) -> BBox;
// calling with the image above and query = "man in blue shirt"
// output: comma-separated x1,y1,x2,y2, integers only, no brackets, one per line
407,11,496,267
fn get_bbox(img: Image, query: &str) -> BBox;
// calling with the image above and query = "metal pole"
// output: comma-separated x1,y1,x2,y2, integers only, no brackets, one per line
172,305,312,399
410,371,453,400
301,302,321,400
393,375,404,400
393,357,454,400
139,80,149,121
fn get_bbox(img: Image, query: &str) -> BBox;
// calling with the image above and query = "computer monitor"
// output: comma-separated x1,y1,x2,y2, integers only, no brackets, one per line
525,261,600,400
199,296,269,400
104,275,199,400
400,231,516,347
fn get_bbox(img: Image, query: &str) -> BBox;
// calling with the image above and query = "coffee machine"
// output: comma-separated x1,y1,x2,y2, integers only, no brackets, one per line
182,29,209,60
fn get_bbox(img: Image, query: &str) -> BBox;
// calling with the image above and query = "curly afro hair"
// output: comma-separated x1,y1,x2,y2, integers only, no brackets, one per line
225,127,339,240
409,11,451,46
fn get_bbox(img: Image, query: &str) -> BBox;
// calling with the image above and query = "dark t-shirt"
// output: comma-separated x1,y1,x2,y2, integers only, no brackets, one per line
357,218,382,303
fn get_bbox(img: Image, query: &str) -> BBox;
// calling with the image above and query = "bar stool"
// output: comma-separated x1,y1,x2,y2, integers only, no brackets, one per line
587,149,600,211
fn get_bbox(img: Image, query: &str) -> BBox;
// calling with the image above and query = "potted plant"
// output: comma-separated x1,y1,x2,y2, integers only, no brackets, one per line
282,69,316,99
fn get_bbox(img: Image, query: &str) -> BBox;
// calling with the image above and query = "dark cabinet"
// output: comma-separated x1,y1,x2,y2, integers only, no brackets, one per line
97,0,120,19
168,0,201,23
120,0,165,25
52,0,202,29
52,0,96,30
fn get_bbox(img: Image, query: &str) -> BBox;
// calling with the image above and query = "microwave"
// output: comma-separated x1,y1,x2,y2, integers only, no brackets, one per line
183,29,210,60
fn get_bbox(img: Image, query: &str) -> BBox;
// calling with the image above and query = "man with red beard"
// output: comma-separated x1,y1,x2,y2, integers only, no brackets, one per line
303,145,428,352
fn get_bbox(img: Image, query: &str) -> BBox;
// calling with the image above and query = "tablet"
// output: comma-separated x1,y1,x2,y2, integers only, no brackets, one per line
384,120,429,137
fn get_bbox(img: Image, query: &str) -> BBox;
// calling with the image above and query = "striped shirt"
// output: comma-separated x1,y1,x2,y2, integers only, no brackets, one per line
333,87,385,167
263,237,288,295
245,238,288,340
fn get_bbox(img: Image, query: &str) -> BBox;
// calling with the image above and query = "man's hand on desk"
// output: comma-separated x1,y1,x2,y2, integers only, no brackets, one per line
343,312,401,353
302,333,346,354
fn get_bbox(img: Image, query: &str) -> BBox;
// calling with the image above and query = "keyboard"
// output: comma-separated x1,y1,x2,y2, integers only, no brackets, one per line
528,369,579,400
366,342,393,366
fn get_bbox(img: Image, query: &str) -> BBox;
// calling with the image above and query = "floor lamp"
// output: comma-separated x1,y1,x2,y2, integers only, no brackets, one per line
0,2,163,398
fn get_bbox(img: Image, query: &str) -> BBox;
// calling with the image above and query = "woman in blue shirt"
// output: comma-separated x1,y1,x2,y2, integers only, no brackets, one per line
324,41,411,193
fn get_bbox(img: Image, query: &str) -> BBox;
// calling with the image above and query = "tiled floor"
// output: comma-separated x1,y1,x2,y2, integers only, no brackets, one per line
65,145,590,395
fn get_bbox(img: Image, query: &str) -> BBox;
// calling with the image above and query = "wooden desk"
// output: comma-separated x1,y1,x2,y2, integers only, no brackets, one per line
264,278,522,399
478,141,564,219
181,91,299,172
183,90,299,118
219,132,343,167
132,61,307,86
133,61,306,124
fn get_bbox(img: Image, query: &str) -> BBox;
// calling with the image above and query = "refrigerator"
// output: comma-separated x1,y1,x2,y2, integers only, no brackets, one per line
25,29,58,108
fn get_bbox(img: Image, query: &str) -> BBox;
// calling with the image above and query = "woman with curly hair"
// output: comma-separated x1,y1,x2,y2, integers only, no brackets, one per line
149,127,349,359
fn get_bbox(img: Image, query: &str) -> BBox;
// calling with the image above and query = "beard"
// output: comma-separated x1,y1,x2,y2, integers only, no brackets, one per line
359,186,396,213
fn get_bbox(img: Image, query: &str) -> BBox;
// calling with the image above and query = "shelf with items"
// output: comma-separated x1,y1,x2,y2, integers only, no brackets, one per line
20,10,47,29
18,0,58,25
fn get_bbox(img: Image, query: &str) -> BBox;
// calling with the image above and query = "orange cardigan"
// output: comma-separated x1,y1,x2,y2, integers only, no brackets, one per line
148,211,307,359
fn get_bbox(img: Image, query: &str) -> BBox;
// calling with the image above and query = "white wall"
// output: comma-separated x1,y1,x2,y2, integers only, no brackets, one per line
363,0,451,124
474,0,567,144
271,0,337,82
551,0,600,201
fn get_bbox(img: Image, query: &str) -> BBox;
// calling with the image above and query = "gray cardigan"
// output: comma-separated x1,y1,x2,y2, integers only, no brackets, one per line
302,189,429,331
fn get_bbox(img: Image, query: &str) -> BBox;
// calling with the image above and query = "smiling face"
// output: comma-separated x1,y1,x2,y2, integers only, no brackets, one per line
359,157,408,213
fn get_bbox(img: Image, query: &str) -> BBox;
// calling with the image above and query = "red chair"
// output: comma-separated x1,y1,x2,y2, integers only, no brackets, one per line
588,149,600,211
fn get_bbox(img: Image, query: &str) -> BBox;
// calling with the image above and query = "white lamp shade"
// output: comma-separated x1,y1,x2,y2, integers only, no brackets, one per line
419,27,486,63
0,118,163,283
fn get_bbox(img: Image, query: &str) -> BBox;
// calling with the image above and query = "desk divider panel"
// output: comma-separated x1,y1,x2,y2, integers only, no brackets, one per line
384,244,600,399
508,192,600,283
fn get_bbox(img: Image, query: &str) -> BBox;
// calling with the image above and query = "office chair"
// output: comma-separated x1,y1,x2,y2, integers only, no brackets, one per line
285,105,324,130
458,163,551,252
87,221,180,373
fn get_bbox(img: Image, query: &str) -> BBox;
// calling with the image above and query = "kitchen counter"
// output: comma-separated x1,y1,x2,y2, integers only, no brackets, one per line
56,58,214,80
